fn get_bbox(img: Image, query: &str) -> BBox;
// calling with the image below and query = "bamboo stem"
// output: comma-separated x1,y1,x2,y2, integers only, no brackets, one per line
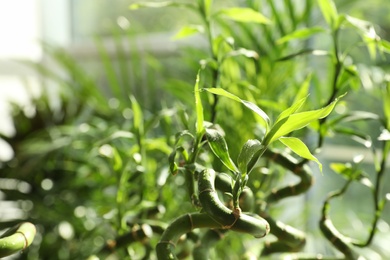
0,222,36,258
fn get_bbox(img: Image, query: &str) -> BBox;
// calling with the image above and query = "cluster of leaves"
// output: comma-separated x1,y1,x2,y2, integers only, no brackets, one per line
1,0,390,259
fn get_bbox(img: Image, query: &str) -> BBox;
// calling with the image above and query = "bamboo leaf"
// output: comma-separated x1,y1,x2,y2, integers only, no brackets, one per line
384,84,390,130
345,15,379,59
194,72,204,135
294,73,312,104
279,137,322,171
330,162,373,188
379,40,390,54
317,0,338,29
224,48,259,59
333,126,372,148
215,7,271,24
237,139,264,175
204,88,270,128
205,128,238,173
277,27,325,45
130,95,144,136
275,96,308,125
173,25,204,40
276,49,329,62
266,94,344,144
203,0,213,18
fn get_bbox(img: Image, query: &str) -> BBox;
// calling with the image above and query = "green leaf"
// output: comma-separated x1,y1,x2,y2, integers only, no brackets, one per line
277,27,325,45
378,129,390,141
275,96,307,125
333,126,372,148
237,139,264,175
204,88,270,128
279,137,322,171
224,48,259,60
194,71,204,135
215,7,271,24
294,73,312,104
266,94,344,144
172,25,204,40
345,15,379,59
203,0,213,18
317,0,338,29
130,95,144,136
384,84,390,130
276,49,329,62
379,40,390,54
205,128,238,173
330,162,373,188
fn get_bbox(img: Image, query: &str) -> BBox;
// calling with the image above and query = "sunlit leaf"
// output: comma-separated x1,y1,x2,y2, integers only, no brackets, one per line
215,7,271,24
333,126,372,148
130,95,144,136
279,137,322,171
384,84,390,130
275,96,308,125
317,0,338,29
276,49,329,62
330,162,373,188
237,139,263,175
205,128,238,173
194,71,204,135
378,129,390,141
379,40,390,54
294,74,312,104
144,138,173,155
277,27,325,45
95,131,134,146
204,88,270,128
266,94,344,144
224,48,259,59
345,15,378,40
203,0,213,18
173,25,204,40
345,15,380,59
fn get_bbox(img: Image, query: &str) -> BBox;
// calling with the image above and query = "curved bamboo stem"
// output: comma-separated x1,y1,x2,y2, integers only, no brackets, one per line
263,149,313,204
0,222,36,258
198,169,270,237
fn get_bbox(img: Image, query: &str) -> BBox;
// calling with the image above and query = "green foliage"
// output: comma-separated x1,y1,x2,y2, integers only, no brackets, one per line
1,0,390,259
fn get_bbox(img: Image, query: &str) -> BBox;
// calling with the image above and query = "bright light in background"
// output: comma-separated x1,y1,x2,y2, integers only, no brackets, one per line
0,0,41,161
0,0,41,60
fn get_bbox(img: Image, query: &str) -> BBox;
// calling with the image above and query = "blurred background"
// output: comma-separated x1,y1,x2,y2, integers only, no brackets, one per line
0,0,389,259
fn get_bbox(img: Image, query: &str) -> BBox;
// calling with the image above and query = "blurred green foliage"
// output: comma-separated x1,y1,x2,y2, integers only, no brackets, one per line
0,0,390,259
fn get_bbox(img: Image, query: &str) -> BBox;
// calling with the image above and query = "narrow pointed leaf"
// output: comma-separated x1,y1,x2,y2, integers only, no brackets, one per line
263,96,308,145
384,84,390,130
173,25,204,40
275,96,308,125
205,128,238,173
215,7,271,24
130,95,144,136
279,137,322,171
379,40,390,54
294,73,312,104
277,27,325,45
204,88,269,127
267,94,344,144
194,72,204,135
203,0,213,18
317,0,338,28
276,49,329,62
237,139,263,175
